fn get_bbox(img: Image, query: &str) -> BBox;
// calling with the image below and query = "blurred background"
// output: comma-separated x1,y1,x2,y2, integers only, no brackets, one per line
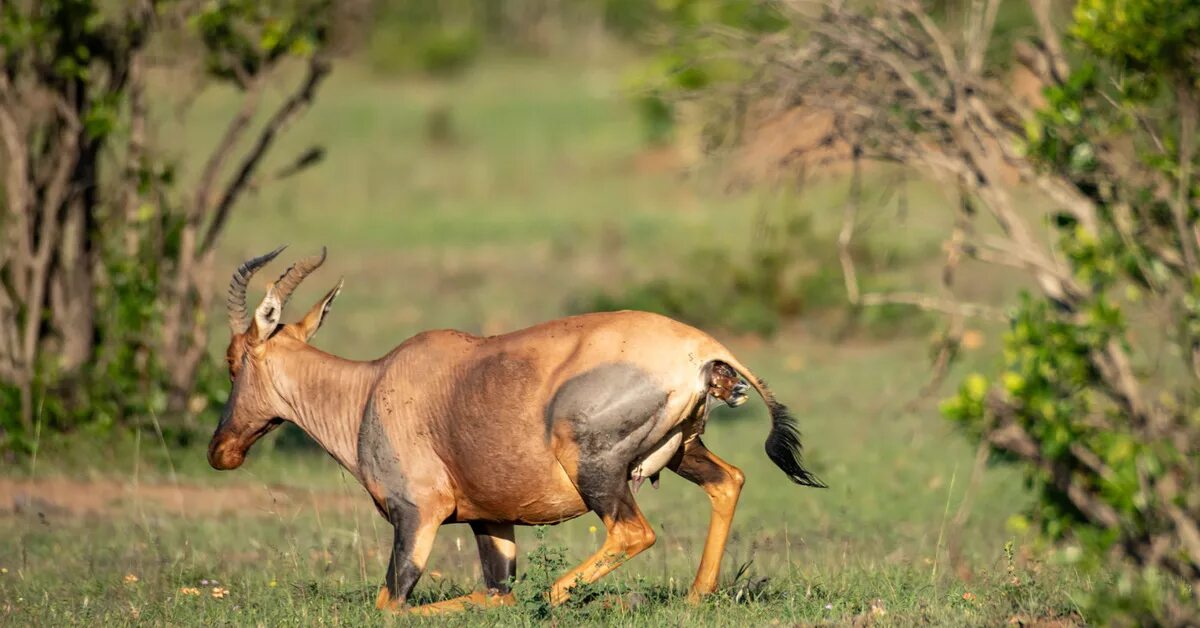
2,0,1198,624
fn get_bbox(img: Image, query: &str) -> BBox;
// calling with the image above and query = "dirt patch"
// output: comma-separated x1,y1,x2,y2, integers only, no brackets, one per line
631,144,689,175
719,65,1046,189
0,476,370,519
729,106,854,186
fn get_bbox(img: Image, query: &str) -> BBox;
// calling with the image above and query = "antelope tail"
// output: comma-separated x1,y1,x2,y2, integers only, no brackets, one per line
711,354,827,488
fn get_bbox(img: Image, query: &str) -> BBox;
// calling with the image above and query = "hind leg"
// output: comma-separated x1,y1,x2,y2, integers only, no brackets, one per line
549,489,655,605
473,521,517,597
547,423,658,605
542,362,678,604
668,438,745,602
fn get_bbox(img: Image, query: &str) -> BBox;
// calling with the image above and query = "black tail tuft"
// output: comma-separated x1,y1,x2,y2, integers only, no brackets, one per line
762,385,826,488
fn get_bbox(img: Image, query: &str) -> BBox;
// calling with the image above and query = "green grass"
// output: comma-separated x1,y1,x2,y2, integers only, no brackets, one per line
1,340,1088,625
161,55,990,359
0,54,1087,625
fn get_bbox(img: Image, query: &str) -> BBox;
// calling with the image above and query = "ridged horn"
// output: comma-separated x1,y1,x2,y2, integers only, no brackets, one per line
227,245,286,334
266,247,327,308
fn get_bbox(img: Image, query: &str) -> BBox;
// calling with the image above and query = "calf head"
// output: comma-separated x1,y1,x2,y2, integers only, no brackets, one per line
208,246,343,470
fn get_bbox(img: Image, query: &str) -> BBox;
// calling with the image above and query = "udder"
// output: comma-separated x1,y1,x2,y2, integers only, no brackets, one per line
629,428,683,491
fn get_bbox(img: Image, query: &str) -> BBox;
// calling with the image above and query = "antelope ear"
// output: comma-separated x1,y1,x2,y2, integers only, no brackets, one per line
298,278,343,341
252,288,283,344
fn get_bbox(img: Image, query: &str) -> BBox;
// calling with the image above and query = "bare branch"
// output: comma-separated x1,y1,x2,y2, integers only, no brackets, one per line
192,79,263,223
859,291,1007,320
1090,340,1151,427
1028,0,1069,82
903,187,975,410
0,82,32,281
1173,84,1198,271
899,0,961,83
965,0,1001,75
834,147,1005,322
1100,80,1167,155
122,54,148,255
13,101,81,430
272,145,326,180
838,148,862,304
1158,475,1200,570
199,56,331,256
0,286,17,381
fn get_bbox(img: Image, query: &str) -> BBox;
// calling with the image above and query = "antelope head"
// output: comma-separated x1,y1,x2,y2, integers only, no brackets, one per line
208,246,344,470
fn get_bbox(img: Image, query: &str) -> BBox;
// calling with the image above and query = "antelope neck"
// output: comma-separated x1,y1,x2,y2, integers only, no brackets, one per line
271,344,381,475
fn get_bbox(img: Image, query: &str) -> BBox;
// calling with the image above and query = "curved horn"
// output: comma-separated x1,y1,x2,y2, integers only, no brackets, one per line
227,245,286,334
266,246,327,308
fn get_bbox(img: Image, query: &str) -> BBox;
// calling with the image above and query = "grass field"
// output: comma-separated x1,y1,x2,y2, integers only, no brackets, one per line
0,55,1088,626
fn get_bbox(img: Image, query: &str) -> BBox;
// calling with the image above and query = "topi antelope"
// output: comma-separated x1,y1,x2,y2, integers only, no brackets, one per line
209,247,825,614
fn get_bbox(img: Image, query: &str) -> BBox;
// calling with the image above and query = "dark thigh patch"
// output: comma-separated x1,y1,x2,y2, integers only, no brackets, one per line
544,363,669,513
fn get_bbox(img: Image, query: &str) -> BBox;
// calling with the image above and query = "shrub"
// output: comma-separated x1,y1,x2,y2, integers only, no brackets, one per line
574,197,935,338
655,0,1200,620
0,0,332,450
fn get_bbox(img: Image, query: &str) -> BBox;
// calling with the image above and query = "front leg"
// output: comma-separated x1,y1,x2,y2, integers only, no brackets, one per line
360,396,455,611
405,522,518,615
374,498,443,612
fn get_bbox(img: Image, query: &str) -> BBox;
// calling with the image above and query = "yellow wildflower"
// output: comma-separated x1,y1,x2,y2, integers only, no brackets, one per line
123,574,139,585
211,586,229,599
179,587,201,596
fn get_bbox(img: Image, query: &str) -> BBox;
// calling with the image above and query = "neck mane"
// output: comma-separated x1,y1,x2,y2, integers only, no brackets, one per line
269,343,380,476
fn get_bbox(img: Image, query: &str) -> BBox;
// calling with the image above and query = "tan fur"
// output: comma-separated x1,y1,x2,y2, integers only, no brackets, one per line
210,250,804,612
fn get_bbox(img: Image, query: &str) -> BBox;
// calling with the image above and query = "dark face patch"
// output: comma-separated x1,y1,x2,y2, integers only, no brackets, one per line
208,353,283,470
544,363,669,516
216,370,243,430
225,336,247,380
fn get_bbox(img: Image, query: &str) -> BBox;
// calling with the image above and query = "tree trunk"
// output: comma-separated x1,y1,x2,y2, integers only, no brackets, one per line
50,193,95,375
